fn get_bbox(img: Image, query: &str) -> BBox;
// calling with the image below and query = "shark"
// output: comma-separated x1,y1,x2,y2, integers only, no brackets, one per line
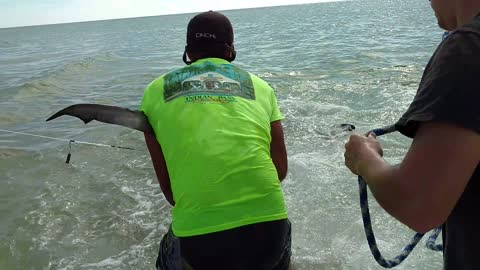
46,103,354,134
46,104,153,133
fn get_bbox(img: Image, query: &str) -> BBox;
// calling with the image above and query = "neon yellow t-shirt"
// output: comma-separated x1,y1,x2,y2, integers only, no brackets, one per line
141,58,287,237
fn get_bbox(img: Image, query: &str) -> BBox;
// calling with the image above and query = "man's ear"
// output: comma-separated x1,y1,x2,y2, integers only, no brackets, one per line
182,47,192,65
228,45,236,62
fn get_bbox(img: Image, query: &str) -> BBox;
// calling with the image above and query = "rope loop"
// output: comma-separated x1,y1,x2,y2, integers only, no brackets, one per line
358,125,442,268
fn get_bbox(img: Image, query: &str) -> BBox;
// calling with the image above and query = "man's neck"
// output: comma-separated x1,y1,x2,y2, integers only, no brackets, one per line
456,1,480,29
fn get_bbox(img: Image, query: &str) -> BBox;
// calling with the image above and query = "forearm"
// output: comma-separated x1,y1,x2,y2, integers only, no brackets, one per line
157,179,175,206
271,150,287,181
151,164,175,206
347,123,480,233
359,155,422,231
144,133,175,206
270,121,288,181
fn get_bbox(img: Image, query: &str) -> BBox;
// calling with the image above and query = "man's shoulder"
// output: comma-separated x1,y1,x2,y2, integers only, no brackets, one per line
430,28,480,71
442,17,480,54
143,74,169,102
461,14,480,34
247,72,274,91
145,76,165,91
146,68,183,90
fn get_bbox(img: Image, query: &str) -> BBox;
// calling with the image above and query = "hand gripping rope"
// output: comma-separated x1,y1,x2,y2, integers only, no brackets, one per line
358,125,442,268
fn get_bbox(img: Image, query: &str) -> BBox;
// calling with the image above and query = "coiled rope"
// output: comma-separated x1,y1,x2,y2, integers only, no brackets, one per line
358,125,442,268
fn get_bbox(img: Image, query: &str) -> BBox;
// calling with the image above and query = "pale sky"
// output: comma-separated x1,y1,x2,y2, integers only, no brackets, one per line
0,0,342,28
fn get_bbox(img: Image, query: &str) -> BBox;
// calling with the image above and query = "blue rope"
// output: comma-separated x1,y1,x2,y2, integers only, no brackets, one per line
425,226,443,251
358,125,442,268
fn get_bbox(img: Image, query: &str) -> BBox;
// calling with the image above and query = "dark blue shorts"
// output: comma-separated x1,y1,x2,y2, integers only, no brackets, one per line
156,219,292,270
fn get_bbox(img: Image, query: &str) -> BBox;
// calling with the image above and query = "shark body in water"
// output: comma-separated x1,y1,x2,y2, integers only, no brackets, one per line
46,103,354,135
46,104,154,133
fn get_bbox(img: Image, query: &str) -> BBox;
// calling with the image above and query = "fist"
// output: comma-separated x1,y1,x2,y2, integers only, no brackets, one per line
344,133,383,175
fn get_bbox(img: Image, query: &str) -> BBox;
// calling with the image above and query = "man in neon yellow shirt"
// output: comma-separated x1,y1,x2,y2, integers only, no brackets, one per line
141,11,291,270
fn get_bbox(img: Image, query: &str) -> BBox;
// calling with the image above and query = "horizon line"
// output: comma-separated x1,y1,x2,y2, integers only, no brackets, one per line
0,0,348,30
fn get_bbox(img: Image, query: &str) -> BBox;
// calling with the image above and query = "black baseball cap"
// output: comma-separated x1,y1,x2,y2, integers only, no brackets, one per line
187,11,234,47
183,11,236,64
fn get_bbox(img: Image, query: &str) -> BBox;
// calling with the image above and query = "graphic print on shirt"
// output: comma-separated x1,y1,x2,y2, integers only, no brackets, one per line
163,62,255,103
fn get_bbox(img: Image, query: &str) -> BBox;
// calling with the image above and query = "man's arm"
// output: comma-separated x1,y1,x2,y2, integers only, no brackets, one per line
144,133,175,206
271,120,288,181
345,122,480,232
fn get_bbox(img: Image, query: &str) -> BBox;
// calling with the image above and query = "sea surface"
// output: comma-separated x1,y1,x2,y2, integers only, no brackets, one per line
0,0,445,269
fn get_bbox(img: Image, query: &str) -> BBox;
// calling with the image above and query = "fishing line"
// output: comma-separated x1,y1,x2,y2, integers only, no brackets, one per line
0,128,139,163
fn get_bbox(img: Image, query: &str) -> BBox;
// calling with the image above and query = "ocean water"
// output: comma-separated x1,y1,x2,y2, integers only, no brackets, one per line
0,0,445,269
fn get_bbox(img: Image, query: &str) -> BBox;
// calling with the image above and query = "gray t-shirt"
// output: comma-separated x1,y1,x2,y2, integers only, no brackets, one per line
396,15,480,270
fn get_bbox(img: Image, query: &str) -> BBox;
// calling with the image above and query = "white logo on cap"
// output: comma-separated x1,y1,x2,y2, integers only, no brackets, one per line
196,33,216,39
